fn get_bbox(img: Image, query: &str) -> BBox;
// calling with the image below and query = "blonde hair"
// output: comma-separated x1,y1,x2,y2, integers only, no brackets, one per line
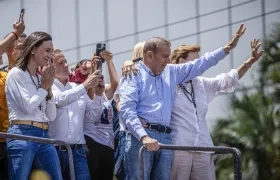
170,45,200,64
121,41,145,76
53,48,62,55
132,41,145,60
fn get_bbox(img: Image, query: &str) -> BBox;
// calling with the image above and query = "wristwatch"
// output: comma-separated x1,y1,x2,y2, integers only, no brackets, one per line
46,92,53,101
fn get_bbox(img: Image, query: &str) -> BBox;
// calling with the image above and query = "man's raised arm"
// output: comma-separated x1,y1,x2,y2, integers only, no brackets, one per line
174,24,246,84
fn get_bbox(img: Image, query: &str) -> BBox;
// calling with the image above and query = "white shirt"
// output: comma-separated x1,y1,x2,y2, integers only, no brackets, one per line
5,67,56,122
48,79,103,144
170,69,239,148
113,85,126,131
84,94,114,149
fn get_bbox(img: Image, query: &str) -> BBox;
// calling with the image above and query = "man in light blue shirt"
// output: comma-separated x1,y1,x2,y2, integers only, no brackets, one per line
120,25,245,180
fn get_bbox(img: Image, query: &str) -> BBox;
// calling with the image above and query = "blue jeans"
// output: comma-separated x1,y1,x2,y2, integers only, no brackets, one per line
56,146,90,180
114,131,126,180
6,124,62,180
124,129,173,180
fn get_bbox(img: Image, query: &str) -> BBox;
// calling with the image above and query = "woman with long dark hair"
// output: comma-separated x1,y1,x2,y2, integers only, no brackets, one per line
5,32,62,180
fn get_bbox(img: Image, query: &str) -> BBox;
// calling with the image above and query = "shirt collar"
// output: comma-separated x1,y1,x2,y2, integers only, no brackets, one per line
139,61,163,77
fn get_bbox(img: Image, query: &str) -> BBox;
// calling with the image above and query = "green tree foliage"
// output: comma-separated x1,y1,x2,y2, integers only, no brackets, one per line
212,24,280,180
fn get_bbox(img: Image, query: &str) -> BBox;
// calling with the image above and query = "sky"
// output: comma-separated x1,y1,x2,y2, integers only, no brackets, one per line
0,0,279,129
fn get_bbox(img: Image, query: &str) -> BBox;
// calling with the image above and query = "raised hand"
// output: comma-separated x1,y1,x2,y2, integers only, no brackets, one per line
83,70,103,90
100,50,113,62
250,39,264,62
223,24,246,53
236,39,264,79
89,55,99,74
121,60,138,77
41,65,55,90
13,21,25,37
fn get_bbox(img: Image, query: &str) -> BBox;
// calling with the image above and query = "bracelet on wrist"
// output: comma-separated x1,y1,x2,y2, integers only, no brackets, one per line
243,61,252,68
46,92,53,101
11,32,19,40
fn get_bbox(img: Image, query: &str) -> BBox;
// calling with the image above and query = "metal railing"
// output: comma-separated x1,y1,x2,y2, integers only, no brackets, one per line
139,144,242,180
0,132,75,180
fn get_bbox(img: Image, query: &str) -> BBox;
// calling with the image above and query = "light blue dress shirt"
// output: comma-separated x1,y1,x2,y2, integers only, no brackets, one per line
120,47,227,140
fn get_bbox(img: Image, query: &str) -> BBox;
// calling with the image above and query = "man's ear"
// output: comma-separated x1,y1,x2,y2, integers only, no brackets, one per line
146,51,156,62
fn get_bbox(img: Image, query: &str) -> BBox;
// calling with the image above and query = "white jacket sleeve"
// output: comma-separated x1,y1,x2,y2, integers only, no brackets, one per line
200,69,239,103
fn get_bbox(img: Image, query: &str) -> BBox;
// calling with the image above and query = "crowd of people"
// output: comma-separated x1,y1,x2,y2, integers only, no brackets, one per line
0,17,263,180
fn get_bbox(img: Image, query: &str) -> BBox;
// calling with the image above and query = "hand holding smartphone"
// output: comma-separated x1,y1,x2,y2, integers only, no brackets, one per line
19,8,25,22
13,8,25,37
96,43,106,63
96,59,103,80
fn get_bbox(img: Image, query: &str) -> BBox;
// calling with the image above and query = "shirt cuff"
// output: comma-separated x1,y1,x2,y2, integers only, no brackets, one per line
230,69,239,79
38,88,48,97
213,47,228,62
229,69,240,85
135,127,148,141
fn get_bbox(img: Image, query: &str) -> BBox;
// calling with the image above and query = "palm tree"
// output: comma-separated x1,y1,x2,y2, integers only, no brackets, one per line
211,24,280,180
260,23,280,86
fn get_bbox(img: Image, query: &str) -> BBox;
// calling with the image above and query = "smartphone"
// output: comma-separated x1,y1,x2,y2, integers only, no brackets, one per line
96,43,106,63
96,59,103,75
19,8,25,22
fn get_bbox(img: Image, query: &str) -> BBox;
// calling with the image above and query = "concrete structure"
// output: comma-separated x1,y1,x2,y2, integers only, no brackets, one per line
0,0,279,129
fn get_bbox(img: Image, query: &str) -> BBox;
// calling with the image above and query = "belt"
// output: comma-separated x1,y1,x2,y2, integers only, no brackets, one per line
145,123,172,133
55,144,84,151
11,120,49,130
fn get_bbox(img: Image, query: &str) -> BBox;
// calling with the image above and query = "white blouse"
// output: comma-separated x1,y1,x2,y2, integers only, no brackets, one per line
5,67,56,122
170,69,239,148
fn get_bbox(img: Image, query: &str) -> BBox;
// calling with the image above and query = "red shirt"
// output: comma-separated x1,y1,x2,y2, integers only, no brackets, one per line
69,68,88,84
